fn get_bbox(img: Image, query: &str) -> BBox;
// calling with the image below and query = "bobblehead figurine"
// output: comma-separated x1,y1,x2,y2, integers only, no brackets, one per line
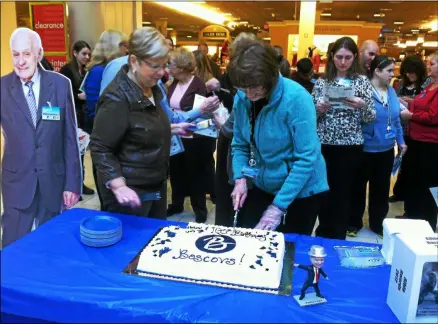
294,245,329,306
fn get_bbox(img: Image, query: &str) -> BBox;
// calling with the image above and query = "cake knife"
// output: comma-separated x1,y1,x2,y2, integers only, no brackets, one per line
233,209,239,228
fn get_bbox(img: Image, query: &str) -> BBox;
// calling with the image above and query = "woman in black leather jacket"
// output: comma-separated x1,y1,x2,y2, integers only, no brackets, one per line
90,27,190,217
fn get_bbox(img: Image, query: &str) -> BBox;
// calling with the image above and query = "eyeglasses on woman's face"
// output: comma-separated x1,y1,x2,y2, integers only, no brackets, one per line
234,85,263,92
138,57,168,71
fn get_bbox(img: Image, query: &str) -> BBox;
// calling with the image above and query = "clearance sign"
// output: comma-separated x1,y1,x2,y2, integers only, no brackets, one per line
29,2,69,71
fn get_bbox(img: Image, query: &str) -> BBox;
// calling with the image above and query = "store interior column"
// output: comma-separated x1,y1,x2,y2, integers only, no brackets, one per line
67,2,105,49
297,1,317,60
1,1,17,76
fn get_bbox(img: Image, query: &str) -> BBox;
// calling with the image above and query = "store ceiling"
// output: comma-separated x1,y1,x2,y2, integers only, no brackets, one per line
143,1,437,43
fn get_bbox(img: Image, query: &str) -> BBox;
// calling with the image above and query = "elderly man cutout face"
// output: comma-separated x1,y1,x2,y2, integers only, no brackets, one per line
1,28,82,248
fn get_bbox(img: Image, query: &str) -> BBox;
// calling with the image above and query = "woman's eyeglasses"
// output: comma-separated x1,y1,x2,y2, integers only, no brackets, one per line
138,57,169,71
233,85,262,92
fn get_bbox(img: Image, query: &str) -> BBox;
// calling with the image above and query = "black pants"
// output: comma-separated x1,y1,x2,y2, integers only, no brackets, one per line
215,133,234,226
237,185,325,235
301,283,321,297
349,148,394,235
206,139,217,199
92,164,105,211
83,116,94,135
404,139,438,231
316,144,363,240
392,136,411,201
169,137,215,222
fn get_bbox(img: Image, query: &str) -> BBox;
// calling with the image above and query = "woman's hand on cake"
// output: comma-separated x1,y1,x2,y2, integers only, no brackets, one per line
231,178,248,210
254,204,285,231
111,185,141,208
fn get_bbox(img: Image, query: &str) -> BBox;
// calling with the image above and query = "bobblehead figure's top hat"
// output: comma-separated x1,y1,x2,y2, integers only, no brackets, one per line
308,245,327,258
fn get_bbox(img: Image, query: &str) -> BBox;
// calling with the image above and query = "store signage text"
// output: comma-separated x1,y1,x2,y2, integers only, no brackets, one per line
203,32,227,38
31,3,67,53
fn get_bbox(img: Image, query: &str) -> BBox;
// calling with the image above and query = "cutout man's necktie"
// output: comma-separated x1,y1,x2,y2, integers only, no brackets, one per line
25,81,37,127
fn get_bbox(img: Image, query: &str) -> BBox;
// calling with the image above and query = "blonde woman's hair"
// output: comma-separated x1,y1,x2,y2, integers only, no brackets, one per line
193,50,213,83
429,51,438,62
86,29,127,71
170,48,196,73
128,27,169,62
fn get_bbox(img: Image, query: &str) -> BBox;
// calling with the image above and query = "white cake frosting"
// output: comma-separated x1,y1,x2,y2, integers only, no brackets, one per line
136,223,285,291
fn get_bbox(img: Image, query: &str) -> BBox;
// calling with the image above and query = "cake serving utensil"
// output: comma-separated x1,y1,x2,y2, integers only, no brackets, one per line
233,209,239,228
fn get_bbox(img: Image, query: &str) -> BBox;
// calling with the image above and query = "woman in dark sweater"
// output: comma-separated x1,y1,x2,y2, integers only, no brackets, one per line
399,52,438,231
390,55,432,205
59,40,94,196
59,41,91,129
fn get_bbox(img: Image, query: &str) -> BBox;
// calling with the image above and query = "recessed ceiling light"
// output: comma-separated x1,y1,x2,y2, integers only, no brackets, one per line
374,13,385,17
143,21,152,25
411,29,420,32
321,12,332,17
187,35,192,38
394,21,404,25
167,28,174,31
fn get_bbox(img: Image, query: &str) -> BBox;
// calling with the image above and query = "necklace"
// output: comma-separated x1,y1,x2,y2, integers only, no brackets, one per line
372,83,388,106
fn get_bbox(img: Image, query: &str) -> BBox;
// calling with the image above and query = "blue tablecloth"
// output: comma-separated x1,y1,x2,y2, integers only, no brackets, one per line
1,208,398,323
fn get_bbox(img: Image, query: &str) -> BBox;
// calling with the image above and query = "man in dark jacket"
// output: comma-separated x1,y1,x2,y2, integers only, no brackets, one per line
291,58,317,94
294,245,329,300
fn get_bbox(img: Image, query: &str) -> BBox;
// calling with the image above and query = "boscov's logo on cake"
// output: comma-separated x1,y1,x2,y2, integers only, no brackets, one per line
195,235,236,254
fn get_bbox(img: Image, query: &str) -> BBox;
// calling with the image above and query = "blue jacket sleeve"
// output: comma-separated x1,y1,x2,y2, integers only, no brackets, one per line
391,87,405,147
170,109,201,123
100,64,116,96
395,116,405,146
273,91,319,210
84,66,104,118
156,80,202,123
231,95,250,180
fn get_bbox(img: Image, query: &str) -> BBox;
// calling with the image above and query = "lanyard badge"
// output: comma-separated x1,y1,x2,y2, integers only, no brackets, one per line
242,105,260,179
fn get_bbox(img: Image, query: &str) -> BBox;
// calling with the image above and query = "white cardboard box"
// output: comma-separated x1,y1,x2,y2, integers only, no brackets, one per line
382,219,434,264
387,233,438,323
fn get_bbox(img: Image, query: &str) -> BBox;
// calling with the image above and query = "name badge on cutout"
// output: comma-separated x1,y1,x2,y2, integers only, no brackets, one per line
42,102,60,121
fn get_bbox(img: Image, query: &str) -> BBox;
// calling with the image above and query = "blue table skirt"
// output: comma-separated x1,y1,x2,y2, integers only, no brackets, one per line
1,208,398,323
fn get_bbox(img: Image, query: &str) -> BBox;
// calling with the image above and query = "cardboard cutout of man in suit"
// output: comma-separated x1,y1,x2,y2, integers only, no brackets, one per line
294,245,329,300
1,27,82,247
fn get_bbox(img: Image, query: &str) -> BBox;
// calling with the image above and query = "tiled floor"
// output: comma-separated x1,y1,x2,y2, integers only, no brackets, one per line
76,152,408,244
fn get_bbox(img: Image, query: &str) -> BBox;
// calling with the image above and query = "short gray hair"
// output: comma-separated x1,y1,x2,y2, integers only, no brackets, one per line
10,27,44,60
129,27,169,60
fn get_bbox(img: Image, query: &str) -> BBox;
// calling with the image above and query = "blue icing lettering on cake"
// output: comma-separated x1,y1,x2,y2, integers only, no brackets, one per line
136,224,285,290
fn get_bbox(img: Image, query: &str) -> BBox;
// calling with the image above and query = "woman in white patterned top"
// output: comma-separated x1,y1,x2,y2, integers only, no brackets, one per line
311,36,376,240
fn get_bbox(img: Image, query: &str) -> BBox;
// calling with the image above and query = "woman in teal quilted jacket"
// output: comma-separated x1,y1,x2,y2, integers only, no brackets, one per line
229,39,329,235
